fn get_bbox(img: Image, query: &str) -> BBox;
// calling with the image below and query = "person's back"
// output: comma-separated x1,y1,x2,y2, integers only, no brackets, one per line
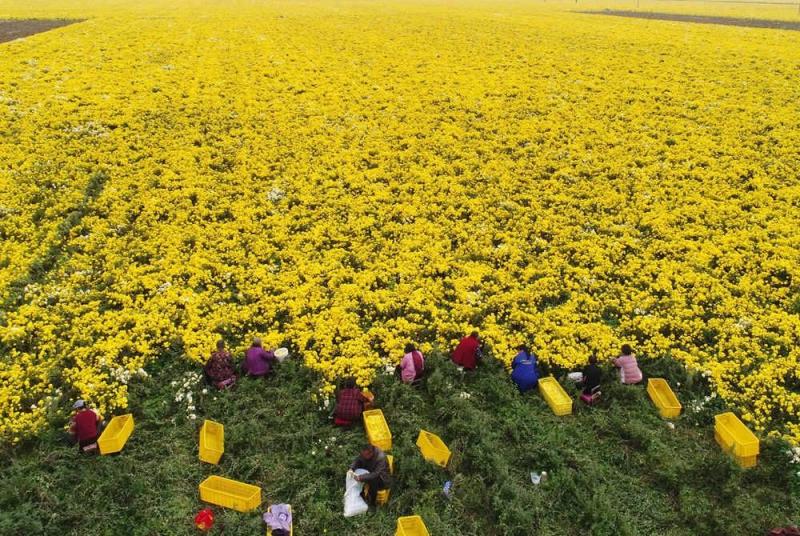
206,340,236,387
335,380,367,424
73,408,99,444
582,361,602,393
511,346,538,393
243,339,274,377
452,332,481,370
399,343,424,383
614,344,642,385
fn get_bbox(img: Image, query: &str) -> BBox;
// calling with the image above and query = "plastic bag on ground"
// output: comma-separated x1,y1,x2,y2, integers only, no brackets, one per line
263,503,292,531
343,468,369,517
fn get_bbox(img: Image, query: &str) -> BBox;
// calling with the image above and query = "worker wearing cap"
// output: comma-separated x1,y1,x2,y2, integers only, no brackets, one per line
69,400,103,453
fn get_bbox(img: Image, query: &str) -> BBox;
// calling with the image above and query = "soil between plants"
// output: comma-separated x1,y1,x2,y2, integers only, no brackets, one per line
0,19,83,44
581,10,800,31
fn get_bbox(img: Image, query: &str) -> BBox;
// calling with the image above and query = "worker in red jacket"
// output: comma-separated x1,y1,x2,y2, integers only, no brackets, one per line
451,331,482,370
69,400,103,453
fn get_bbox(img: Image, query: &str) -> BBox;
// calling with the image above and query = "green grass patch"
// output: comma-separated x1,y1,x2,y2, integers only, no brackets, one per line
0,355,797,535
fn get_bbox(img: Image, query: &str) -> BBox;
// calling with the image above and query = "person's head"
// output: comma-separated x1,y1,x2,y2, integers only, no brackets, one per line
621,344,633,356
342,377,356,390
589,355,598,365
470,331,479,339
216,340,225,351
72,400,86,411
404,343,415,354
252,337,262,347
360,444,375,459
517,344,529,355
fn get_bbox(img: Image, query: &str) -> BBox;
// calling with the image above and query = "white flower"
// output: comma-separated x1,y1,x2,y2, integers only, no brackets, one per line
202,388,208,395
189,414,197,420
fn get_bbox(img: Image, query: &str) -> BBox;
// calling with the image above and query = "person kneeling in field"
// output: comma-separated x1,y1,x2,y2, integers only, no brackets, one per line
205,340,237,389
333,378,369,426
579,355,603,395
613,344,642,385
69,400,103,453
511,344,539,393
398,343,425,384
451,331,482,370
349,444,391,509
241,337,276,379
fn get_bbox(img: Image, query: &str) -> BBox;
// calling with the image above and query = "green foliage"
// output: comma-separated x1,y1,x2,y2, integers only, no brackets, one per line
0,355,797,535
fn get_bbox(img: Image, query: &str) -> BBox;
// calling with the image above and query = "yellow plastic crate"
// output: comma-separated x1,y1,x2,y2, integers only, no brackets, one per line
363,409,392,451
98,414,134,455
199,476,261,512
199,420,224,464
266,504,293,536
715,412,759,457
646,378,682,419
735,454,758,469
416,429,452,467
375,454,394,505
395,515,430,536
538,377,573,416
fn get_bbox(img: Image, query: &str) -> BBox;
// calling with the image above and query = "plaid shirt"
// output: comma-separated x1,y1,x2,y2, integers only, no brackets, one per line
206,350,235,382
334,388,367,422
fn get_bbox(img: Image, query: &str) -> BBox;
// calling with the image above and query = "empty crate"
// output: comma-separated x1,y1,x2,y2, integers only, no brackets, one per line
98,414,134,455
538,377,573,416
199,476,261,512
715,412,759,459
416,429,452,467
199,420,224,464
647,378,682,419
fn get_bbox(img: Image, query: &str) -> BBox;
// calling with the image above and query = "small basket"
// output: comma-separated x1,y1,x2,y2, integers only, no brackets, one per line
274,348,289,362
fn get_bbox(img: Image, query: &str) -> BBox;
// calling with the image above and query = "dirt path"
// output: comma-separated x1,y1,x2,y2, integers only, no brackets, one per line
0,19,83,44
581,10,800,31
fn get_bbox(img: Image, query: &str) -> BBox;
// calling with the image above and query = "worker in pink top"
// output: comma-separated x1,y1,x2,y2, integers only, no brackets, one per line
398,343,425,384
613,344,643,384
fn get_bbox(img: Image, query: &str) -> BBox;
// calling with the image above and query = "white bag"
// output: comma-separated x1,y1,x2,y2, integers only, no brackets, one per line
568,372,583,382
343,468,369,517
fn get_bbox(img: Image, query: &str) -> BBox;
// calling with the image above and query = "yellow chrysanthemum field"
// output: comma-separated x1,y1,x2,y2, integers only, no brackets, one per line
0,0,799,444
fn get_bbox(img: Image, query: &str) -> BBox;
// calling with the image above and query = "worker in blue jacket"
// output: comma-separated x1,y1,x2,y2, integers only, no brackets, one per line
511,344,539,393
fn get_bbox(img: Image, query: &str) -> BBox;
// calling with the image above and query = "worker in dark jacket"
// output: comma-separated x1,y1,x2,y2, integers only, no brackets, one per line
350,444,391,507
580,355,603,395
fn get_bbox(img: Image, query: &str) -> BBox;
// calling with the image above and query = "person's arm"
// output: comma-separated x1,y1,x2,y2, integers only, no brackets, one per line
357,458,387,482
265,350,276,363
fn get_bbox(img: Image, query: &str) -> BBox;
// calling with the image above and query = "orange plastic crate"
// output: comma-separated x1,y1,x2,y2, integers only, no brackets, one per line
98,414,134,455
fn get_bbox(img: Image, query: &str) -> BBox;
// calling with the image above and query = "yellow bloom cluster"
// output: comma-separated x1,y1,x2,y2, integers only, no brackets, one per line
0,0,799,443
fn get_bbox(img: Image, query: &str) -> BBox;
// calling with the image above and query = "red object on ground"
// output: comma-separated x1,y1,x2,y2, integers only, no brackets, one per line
194,508,214,530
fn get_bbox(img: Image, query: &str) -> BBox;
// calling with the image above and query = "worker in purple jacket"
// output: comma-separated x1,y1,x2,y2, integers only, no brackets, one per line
242,337,276,378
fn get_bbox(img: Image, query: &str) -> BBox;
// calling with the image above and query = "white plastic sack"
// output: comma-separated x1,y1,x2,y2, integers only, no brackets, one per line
343,468,369,517
568,372,583,382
